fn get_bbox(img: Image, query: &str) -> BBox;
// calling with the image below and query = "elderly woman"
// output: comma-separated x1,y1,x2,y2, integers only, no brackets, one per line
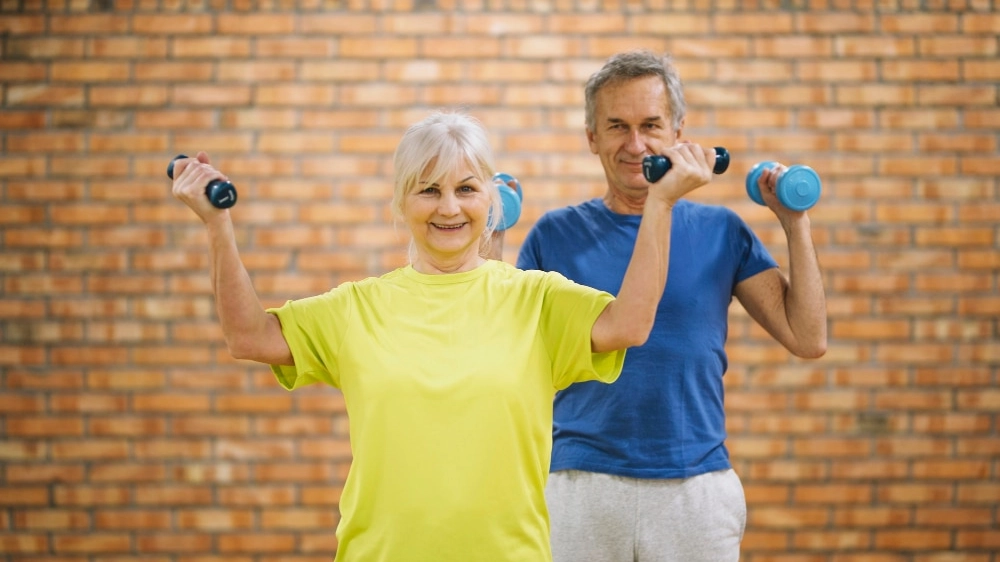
170,111,717,562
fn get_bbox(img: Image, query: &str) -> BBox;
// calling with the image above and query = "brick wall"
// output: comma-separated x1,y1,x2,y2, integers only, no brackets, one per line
1,2,998,561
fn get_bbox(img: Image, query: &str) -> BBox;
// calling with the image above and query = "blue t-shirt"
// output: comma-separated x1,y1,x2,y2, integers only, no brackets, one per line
517,198,777,479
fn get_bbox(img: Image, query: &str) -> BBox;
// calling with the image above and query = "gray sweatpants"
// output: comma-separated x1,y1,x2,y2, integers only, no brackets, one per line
546,469,746,562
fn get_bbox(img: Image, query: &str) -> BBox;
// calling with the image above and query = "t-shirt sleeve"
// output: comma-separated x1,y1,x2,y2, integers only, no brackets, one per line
731,210,779,283
536,271,625,391
266,286,353,391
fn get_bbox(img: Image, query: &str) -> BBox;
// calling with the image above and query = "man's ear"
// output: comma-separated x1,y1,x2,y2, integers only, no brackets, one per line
676,118,685,140
586,128,599,155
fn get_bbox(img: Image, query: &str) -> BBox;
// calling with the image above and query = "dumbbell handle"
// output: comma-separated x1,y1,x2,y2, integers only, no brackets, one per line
642,147,730,184
166,154,238,209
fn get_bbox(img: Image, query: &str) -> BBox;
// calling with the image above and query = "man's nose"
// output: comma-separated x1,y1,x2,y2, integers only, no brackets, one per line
625,129,646,154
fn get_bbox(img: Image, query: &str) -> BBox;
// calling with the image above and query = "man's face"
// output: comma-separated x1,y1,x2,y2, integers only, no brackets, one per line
587,75,682,197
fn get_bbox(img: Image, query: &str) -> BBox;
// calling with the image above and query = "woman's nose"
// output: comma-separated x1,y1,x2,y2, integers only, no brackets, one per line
437,192,460,215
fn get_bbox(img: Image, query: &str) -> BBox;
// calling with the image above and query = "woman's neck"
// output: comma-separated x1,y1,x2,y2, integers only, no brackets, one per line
412,255,487,275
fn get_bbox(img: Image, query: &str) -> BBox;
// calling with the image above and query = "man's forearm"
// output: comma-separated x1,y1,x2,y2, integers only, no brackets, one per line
783,216,828,357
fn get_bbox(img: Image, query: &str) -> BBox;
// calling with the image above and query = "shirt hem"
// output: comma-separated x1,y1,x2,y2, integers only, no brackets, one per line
549,459,732,480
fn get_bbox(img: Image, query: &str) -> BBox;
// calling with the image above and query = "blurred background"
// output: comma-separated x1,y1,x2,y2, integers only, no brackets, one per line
1,2,998,560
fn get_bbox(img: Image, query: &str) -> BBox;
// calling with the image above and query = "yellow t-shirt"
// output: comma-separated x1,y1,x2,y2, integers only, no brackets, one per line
268,260,624,562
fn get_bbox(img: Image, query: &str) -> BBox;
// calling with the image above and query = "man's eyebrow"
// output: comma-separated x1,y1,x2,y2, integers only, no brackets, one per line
606,116,664,124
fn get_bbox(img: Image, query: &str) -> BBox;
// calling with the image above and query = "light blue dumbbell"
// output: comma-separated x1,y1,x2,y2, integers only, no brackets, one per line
745,162,822,212
493,172,523,231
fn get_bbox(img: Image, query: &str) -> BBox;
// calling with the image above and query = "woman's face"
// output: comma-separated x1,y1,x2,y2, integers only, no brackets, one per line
403,160,491,272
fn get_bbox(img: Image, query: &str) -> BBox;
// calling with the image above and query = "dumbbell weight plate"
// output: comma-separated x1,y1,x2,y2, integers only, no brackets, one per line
492,172,523,231
744,161,775,206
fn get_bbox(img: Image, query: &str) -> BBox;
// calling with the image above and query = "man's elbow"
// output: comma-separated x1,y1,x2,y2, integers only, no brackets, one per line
795,337,827,359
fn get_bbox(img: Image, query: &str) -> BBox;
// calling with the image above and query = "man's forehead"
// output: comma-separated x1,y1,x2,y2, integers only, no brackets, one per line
595,83,670,122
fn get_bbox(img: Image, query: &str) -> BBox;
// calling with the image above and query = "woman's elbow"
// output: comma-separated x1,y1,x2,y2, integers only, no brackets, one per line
629,326,652,347
617,323,652,349
592,323,652,353
226,333,273,362
226,338,255,361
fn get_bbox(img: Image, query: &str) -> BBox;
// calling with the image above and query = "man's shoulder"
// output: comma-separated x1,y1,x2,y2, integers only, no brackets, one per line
535,198,603,226
676,199,746,227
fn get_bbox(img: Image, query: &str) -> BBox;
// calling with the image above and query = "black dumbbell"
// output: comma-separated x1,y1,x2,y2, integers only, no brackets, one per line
166,154,238,209
642,146,730,183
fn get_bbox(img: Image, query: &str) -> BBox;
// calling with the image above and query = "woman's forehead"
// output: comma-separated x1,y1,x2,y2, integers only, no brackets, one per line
418,160,479,184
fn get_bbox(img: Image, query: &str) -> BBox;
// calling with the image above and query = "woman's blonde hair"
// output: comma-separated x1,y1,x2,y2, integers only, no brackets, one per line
391,111,503,257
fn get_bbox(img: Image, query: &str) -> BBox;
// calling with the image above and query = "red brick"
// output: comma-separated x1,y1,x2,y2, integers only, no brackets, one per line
135,532,214,552
339,37,418,58
90,463,167,483
131,14,213,34
0,533,48,553
259,508,337,530
255,460,337,482
170,413,253,436
88,416,167,437
133,486,213,506
52,485,129,507
0,15,45,33
920,85,996,107
94,509,172,530
836,36,915,57
50,61,131,82
749,506,830,528
955,529,1000,549
740,529,790,551
176,509,255,530
216,486,297,507
792,529,872,550
171,85,252,106
15,509,91,530
135,438,210,460
298,14,377,34
793,438,872,458
0,486,50,506
7,417,85,437
874,529,952,550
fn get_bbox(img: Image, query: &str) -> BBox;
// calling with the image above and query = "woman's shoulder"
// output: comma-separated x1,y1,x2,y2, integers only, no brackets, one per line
490,260,570,287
